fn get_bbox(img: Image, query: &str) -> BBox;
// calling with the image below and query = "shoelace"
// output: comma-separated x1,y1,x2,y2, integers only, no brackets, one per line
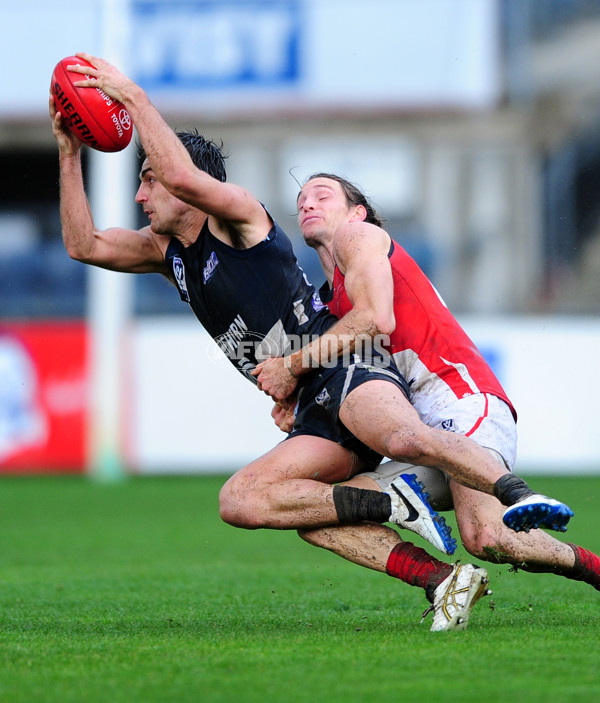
420,603,435,623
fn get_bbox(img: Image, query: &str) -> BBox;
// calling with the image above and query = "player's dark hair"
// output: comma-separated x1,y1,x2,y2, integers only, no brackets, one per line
137,128,228,182
304,172,383,227
177,129,228,182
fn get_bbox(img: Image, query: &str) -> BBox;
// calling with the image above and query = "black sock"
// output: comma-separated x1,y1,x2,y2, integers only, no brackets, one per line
493,474,534,507
332,485,392,524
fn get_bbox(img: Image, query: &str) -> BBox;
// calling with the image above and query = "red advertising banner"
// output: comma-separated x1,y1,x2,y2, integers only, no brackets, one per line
0,322,88,473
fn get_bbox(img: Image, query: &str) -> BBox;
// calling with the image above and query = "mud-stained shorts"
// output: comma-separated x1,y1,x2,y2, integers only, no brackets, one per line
287,353,410,471
360,393,517,510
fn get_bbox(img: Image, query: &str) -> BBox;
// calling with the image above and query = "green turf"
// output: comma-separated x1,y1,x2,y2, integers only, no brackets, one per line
0,474,599,703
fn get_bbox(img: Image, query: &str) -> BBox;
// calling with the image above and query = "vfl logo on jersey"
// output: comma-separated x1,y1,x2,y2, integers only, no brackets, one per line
311,291,325,311
172,256,190,302
292,299,309,325
203,251,219,283
441,419,455,432
315,387,330,408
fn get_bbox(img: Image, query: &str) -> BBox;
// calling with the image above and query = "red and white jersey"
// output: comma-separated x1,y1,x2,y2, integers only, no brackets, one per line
327,240,517,424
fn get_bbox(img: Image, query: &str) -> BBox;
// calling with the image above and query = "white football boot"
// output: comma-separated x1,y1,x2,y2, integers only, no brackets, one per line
386,474,457,555
424,562,492,632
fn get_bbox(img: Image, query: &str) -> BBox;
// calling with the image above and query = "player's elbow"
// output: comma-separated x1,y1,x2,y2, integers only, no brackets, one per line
65,245,82,262
353,306,395,338
371,310,396,337
64,240,91,263
63,229,102,264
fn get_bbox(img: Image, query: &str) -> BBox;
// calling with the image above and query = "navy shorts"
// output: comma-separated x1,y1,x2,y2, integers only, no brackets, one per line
287,353,410,470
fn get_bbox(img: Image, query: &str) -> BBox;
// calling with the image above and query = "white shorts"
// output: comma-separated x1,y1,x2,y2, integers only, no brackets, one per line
360,393,517,510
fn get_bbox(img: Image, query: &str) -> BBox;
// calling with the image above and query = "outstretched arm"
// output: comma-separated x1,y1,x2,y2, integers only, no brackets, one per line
49,93,168,274
67,53,271,242
253,221,395,400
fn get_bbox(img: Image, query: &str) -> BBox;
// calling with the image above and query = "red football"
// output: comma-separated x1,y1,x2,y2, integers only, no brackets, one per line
51,56,133,153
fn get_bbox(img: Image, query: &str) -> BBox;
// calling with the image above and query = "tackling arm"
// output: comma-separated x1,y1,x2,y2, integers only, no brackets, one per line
253,222,395,400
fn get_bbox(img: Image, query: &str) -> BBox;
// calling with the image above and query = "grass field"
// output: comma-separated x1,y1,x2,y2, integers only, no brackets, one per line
1,474,599,703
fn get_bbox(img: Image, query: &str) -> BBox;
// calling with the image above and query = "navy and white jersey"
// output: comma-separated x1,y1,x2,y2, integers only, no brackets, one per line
165,218,336,383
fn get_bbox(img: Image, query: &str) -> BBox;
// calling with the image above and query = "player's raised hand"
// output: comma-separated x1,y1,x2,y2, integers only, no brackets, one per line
48,93,82,156
68,52,135,105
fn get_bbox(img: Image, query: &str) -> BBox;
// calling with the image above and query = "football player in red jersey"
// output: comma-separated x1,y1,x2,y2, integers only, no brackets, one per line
255,173,599,597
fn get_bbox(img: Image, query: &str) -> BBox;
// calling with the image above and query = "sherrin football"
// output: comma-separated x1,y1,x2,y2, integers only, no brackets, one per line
51,56,132,153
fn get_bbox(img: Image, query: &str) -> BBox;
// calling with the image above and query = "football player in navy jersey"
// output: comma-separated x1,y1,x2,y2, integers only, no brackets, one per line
48,53,581,630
